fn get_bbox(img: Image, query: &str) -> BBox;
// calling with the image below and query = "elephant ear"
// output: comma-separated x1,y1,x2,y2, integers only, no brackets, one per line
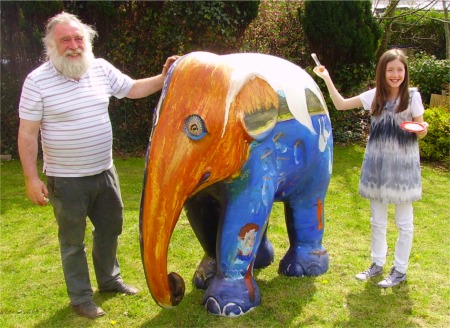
233,76,279,141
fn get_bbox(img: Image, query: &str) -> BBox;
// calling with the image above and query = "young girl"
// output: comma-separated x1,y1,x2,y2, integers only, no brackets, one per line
314,49,428,288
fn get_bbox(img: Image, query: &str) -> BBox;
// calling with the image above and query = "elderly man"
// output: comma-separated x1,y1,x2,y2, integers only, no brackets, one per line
18,11,178,319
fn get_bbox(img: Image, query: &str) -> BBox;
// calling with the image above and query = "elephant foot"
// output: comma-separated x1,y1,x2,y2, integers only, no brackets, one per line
193,255,217,290
278,247,329,277
203,275,261,316
254,237,274,269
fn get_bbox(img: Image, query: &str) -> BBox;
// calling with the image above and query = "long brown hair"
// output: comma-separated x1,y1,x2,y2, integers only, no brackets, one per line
371,49,410,116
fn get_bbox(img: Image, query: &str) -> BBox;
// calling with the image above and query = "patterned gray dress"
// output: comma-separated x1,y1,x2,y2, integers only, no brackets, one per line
359,88,425,204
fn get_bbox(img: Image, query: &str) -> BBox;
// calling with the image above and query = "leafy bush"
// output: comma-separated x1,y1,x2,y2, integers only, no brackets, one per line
153,1,259,55
299,0,378,144
409,53,450,105
104,1,260,154
299,0,381,91
329,108,370,144
298,0,379,144
304,63,374,145
0,72,22,156
239,0,308,66
419,107,450,165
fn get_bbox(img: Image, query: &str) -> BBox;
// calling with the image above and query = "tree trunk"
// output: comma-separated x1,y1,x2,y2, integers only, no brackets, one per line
375,0,400,61
443,0,450,59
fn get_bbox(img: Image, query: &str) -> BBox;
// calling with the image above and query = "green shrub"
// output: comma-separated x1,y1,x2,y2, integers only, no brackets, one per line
409,53,450,105
299,0,381,92
419,106,450,165
1,1,261,158
298,0,380,144
105,1,260,154
304,64,373,144
0,72,22,156
239,0,308,66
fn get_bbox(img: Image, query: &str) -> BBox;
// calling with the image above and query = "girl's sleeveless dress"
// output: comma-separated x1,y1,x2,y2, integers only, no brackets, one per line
359,89,424,204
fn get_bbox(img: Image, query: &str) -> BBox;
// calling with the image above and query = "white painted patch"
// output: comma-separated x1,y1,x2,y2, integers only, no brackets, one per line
222,53,326,134
166,52,329,139
318,116,331,152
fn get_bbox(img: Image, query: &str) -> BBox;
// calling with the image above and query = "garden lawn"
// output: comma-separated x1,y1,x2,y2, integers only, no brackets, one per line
1,144,449,327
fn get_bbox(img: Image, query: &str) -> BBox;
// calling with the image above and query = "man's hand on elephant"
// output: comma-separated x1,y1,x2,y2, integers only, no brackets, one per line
127,56,182,99
162,55,181,77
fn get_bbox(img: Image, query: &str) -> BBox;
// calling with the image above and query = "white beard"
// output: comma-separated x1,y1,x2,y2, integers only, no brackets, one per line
50,48,94,79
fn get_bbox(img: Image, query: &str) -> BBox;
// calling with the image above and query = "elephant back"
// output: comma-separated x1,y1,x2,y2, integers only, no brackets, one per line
221,53,329,134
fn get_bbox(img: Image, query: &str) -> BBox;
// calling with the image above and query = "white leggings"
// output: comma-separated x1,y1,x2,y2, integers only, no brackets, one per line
370,200,414,274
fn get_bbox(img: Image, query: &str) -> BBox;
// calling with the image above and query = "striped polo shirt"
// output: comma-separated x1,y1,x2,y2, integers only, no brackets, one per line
19,58,135,177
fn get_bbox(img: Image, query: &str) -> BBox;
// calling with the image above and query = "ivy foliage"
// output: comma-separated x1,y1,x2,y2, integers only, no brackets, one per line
104,1,259,154
1,1,259,156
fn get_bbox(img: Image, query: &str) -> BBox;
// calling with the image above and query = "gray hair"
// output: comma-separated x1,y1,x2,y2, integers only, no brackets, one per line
43,12,97,57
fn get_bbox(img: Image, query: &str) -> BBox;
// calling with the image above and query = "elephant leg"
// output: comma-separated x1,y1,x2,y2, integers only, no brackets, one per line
278,115,332,277
185,184,226,290
203,210,268,316
202,146,278,316
278,196,329,277
204,271,261,317
203,183,275,315
254,227,274,269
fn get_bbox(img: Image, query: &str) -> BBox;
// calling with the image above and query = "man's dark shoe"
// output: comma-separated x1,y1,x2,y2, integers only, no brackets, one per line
72,301,105,319
100,281,139,295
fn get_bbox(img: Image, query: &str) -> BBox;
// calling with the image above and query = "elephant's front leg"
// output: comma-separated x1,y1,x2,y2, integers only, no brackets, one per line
278,195,329,277
203,174,275,316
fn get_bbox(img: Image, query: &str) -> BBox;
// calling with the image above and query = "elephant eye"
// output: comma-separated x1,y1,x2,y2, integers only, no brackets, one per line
184,115,207,140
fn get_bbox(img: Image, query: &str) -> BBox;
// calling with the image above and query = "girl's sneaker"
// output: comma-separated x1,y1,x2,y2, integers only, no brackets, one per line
377,267,406,288
355,263,383,281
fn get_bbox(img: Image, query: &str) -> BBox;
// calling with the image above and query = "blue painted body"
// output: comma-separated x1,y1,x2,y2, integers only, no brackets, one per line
186,113,332,316
220,116,332,277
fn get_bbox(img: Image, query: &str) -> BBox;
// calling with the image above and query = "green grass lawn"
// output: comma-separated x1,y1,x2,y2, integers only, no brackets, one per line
1,145,449,327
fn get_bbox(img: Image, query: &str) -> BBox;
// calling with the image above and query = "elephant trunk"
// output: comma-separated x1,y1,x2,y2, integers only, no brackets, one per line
140,180,186,307
140,144,210,308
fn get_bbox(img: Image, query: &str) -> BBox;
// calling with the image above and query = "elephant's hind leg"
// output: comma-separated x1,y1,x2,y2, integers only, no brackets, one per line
254,228,274,269
278,198,329,277
192,255,217,290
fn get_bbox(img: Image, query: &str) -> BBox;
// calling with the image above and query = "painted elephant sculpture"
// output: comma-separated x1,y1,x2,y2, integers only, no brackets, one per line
139,52,333,316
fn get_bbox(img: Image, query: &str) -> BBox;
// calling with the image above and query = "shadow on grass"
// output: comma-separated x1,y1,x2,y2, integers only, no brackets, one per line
336,280,413,328
33,292,118,328
138,274,318,327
